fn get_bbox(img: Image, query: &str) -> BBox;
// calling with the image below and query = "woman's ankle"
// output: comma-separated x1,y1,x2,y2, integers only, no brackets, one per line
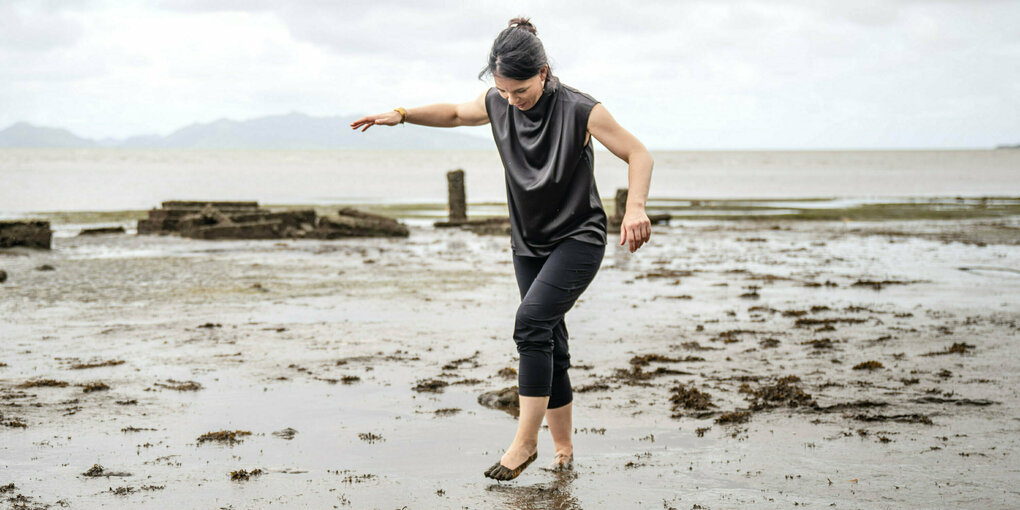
512,438,539,451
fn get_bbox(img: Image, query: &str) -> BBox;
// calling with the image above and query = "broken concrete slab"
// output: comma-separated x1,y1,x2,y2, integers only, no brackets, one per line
78,226,126,236
185,220,285,240
310,208,409,238
0,221,53,249
137,201,408,240
434,217,511,235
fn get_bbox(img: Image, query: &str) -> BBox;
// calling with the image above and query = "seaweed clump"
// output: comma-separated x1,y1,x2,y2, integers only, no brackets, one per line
412,378,449,393
197,430,252,445
922,342,975,356
230,468,264,481
629,354,705,366
17,379,69,388
82,381,110,393
669,383,715,417
715,411,751,425
853,361,884,371
155,379,203,391
740,375,815,410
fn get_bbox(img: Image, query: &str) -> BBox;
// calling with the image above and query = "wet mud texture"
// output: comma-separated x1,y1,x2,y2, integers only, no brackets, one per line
0,217,1018,508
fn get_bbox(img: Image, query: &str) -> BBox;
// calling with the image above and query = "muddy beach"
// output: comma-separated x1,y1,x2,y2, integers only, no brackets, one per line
1,215,1018,509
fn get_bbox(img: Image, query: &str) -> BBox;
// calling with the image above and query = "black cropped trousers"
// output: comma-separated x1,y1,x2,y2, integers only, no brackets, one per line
512,238,605,409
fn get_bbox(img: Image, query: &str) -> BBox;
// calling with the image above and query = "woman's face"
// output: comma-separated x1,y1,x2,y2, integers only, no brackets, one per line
493,67,547,111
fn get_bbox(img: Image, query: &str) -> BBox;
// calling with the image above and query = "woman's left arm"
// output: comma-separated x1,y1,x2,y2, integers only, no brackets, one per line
587,103,654,253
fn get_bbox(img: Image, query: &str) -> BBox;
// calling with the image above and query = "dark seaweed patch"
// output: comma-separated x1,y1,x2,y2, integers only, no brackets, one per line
197,430,252,445
629,354,705,366
852,361,884,371
715,411,751,424
921,342,976,356
669,383,715,415
740,375,815,410
413,379,449,393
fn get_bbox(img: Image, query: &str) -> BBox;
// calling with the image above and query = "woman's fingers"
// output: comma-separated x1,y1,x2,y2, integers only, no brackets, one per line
351,114,390,131
620,211,653,252
624,221,651,252
352,118,377,131
621,222,651,252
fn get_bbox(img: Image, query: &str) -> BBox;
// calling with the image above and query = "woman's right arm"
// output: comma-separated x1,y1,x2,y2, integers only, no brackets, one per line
350,89,490,131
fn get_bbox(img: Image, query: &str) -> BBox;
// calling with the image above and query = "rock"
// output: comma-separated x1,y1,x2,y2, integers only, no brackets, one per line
77,226,126,236
0,220,53,249
477,386,520,417
0,269,6,283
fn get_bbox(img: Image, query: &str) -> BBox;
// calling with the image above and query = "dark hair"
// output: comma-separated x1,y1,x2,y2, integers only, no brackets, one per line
477,17,553,82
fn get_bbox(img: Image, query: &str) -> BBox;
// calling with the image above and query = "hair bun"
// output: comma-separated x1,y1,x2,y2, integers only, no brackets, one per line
508,17,537,35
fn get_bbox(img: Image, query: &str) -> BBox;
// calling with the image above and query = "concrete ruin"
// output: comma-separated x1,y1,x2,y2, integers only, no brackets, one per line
0,220,53,250
78,226,126,236
137,201,408,240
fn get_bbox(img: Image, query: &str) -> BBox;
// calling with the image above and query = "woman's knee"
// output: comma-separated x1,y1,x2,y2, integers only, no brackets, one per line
514,299,557,336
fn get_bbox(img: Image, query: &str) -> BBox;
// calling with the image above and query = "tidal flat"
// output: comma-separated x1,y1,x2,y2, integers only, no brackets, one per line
1,215,1018,509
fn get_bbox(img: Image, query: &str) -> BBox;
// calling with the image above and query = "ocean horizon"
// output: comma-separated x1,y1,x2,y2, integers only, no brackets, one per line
2,148,1018,228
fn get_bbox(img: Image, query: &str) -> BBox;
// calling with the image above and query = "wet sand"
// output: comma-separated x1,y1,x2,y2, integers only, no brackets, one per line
1,216,1018,509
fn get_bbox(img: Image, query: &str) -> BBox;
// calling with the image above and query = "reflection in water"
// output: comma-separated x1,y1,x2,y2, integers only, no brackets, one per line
446,239,467,251
486,468,582,510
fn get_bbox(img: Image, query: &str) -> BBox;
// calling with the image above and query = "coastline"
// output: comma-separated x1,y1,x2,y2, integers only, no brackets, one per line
4,195,1020,233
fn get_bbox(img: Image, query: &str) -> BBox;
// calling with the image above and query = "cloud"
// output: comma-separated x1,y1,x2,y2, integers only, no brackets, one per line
0,2,86,52
1,0,1018,147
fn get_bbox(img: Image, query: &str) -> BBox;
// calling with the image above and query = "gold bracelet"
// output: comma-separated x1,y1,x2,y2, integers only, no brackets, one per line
393,107,407,124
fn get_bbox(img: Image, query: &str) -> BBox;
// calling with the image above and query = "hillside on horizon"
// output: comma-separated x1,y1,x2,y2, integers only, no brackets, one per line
0,113,494,150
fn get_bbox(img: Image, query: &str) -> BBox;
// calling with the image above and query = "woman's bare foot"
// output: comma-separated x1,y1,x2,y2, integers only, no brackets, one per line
484,440,538,480
550,446,573,470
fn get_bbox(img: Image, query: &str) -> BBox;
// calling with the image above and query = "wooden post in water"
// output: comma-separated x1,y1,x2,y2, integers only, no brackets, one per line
614,188,628,223
447,169,467,222
435,169,510,234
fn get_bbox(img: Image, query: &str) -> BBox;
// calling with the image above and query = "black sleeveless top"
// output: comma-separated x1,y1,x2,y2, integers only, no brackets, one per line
485,75,608,257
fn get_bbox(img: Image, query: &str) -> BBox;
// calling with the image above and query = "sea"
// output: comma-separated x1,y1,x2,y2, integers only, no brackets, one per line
1,148,1018,228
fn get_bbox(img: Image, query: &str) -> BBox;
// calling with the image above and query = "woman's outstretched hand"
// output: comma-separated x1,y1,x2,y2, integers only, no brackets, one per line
350,110,403,132
619,208,652,253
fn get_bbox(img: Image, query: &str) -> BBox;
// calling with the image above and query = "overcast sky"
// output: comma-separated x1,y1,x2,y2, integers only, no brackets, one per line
1,0,1018,149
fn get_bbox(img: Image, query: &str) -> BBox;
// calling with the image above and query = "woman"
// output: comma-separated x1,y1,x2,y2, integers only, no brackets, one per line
350,17,653,481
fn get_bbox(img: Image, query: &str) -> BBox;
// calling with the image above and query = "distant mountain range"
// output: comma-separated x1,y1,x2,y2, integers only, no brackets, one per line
0,113,494,150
